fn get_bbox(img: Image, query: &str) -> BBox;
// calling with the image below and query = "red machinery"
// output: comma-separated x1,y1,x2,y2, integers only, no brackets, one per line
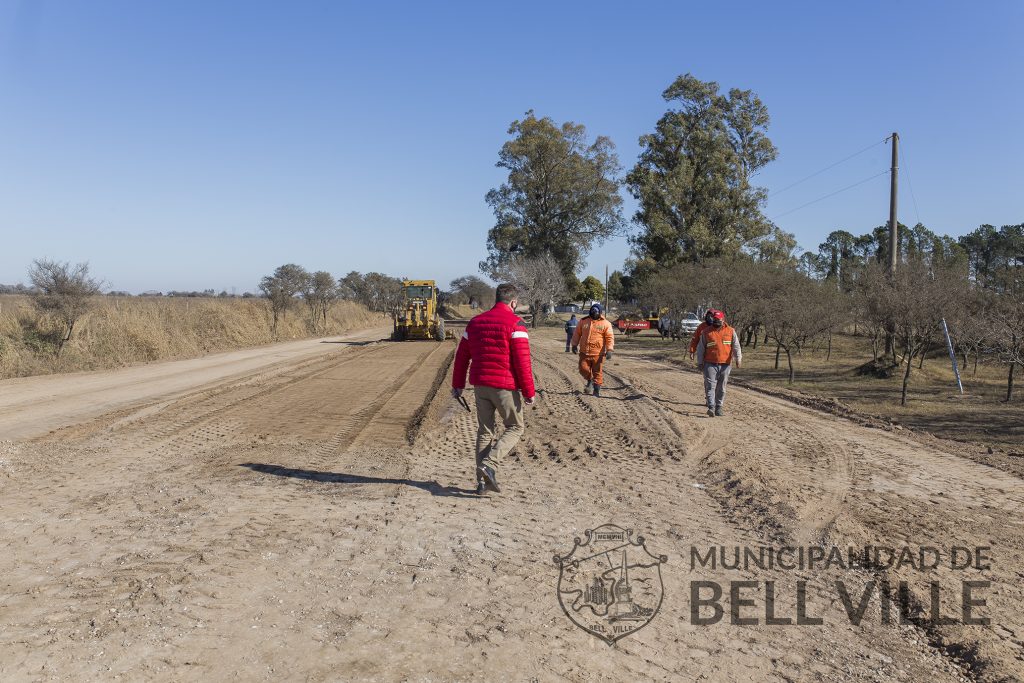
615,318,651,334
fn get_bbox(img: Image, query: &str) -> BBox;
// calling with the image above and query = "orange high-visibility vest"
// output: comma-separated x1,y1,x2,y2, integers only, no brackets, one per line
702,324,736,364
689,321,709,354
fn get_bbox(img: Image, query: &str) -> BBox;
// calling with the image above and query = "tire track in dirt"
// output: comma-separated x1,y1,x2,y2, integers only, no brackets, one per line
610,348,1020,681
616,354,856,545
0,331,988,681
337,341,969,681
1,337,459,682
31,342,385,449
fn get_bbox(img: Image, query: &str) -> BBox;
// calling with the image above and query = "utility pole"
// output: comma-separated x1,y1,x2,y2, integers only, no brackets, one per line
888,131,899,273
882,132,900,360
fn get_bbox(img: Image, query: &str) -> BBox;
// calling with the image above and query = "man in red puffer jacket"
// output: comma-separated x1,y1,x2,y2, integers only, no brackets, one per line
452,283,536,496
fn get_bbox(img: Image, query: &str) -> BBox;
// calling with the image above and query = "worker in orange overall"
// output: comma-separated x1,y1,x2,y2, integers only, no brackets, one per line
695,309,742,417
571,303,615,397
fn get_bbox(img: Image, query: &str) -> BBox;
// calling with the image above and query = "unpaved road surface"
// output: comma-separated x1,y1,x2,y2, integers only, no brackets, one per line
0,327,393,441
1,326,1022,681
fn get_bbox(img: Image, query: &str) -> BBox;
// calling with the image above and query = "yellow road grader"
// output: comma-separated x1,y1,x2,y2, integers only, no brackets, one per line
391,279,449,341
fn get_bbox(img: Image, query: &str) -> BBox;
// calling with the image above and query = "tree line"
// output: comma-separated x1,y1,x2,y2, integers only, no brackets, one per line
638,226,1023,405
478,72,1022,402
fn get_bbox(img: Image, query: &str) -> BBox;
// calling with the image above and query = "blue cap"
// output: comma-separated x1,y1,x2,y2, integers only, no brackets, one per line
589,303,603,316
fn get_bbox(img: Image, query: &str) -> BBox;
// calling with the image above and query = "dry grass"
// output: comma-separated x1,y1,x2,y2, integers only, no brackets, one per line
0,295,385,379
615,328,1024,451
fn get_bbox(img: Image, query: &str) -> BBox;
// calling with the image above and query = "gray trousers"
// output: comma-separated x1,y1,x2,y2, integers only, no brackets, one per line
474,385,525,478
702,363,731,408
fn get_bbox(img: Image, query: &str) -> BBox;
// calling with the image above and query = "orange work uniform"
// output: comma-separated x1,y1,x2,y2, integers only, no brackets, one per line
571,314,615,386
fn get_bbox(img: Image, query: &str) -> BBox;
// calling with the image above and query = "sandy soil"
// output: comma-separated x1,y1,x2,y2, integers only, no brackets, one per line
0,327,392,440
1,325,1021,682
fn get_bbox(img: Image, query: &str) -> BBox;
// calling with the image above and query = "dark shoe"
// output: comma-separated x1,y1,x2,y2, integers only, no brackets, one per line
584,379,593,393
476,481,486,495
592,385,601,397
715,406,724,417
707,408,715,417
481,465,501,493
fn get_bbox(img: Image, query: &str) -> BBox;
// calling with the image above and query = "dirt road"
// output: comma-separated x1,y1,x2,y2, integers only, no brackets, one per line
1,327,1021,681
0,327,392,441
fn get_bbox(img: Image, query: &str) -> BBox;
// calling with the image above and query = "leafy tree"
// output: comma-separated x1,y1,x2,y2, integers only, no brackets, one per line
627,74,777,266
339,271,404,315
367,273,404,315
27,258,103,356
577,275,605,303
260,263,309,333
606,270,627,303
564,273,582,303
303,270,338,333
449,275,494,309
746,225,799,267
481,111,625,280
818,230,859,290
959,223,1024,289
798,252,825,279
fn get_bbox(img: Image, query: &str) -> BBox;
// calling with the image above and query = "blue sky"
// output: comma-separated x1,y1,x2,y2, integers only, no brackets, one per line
2,1,1022,293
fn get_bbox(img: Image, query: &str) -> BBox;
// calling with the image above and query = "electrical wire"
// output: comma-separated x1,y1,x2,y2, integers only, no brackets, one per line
771,170,890,220
770,138,888,197
899,144,922,226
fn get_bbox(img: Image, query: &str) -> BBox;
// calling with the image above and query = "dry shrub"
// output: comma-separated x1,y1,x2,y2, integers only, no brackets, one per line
0,295,384,379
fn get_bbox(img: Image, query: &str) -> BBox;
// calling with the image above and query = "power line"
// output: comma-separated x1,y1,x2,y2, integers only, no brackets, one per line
770,138,887,197
771,170,890,221
899,144,922,226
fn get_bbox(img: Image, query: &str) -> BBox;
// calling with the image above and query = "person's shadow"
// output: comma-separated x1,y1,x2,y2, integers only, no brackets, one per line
240,463,479,498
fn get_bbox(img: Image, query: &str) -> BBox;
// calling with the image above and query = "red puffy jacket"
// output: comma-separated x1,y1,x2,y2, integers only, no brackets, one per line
452,303,535,399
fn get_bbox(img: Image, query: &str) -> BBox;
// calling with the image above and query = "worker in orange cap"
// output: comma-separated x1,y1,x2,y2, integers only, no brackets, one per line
695,309,741,417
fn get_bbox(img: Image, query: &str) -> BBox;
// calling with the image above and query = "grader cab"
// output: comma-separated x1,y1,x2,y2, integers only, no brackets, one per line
392,279,447,341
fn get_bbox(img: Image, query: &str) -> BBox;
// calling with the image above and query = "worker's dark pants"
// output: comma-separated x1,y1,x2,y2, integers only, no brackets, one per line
565,330,575,352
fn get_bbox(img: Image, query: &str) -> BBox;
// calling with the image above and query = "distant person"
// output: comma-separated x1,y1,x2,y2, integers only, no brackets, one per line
564,314,578,352
571,303,614,397
688,309,717,359
695,309,741,417
452,283,536,495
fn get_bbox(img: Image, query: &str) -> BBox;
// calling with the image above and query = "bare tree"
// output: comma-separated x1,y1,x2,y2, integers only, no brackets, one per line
28,258,103,356
861,261,960,405
496,253,566,327
991,284,1024,401
762,271,835,383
